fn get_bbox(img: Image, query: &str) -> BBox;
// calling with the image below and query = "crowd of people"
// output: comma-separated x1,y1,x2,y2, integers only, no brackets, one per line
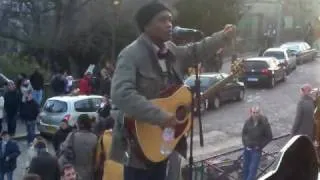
0,95,115,180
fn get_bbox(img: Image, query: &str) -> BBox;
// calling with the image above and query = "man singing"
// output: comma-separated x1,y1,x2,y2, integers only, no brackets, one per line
110,2,236,180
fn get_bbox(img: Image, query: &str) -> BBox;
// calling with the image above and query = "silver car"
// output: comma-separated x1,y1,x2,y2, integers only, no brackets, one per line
37,95,103,135
263,47,297,74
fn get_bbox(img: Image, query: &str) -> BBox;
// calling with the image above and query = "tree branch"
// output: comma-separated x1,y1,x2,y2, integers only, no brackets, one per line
0,31,29,44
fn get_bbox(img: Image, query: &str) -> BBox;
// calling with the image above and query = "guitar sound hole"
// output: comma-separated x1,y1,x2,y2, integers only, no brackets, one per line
176,106,187,122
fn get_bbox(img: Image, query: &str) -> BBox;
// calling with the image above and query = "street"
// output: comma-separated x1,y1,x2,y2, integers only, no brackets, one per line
191,57,320,161
11,57,320,178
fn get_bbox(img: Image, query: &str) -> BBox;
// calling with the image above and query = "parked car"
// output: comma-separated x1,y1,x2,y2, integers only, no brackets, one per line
184,72,245,111
280,42,317,64
263,47,297,74
240,57,286,88
37,95,103,135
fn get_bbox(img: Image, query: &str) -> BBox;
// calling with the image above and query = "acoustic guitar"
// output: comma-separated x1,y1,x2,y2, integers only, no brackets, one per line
125,59,245,163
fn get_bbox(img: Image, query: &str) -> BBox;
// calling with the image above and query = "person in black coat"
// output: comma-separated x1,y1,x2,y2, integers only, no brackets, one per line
52,119,72,155
4,81,20,136
20,93,40,145
28,140,60,180
30,67,44,105
0,131,21,180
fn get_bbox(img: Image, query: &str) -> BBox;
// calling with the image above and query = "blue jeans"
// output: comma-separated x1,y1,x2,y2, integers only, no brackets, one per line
0,171,13,180
26,121,36,144
32,89,43,105
243,148,261,180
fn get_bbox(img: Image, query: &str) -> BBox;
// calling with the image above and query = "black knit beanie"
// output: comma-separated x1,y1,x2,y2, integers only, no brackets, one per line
135,2,170,32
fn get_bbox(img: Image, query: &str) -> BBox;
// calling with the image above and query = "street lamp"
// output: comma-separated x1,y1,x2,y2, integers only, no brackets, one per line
111,0,121,61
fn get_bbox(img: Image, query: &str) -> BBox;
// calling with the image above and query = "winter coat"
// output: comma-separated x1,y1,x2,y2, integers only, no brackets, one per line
30,71,44,91
59,130,97,180
0,140,20,173
292,95,316,139
20,99,39,121
4,90,20,117
52,127,72,154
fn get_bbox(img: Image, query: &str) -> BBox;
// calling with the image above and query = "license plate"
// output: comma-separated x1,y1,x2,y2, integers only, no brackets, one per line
47,126,56,133
247,77,258,82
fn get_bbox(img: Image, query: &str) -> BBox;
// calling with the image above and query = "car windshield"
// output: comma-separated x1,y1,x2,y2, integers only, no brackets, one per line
185,75,219,88
244,61,269,70
43,100,68,113
283,45,301,52
263,51,285,59
74,98,102,112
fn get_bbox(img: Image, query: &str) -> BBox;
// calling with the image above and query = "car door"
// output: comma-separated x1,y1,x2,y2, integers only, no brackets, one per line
219,74,235,101
303,43,313,61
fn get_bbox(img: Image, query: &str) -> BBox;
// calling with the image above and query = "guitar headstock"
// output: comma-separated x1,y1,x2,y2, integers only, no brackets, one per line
230,58,245,77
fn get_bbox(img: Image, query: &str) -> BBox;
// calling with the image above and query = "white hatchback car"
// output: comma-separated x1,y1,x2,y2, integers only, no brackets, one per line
263,47,297,74
37,95,103,135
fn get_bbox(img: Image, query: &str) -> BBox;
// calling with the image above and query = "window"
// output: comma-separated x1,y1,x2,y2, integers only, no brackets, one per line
74,98,102,112
303,43,311,50
43,100,68,113
263,51,285,59
185,76,219,88
244,61,269,70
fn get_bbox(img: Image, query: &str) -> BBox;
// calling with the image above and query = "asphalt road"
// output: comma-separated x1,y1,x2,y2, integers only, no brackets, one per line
11,55,320,178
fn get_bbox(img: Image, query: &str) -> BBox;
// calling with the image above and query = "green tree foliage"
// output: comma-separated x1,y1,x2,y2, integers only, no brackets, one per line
175,0,240,35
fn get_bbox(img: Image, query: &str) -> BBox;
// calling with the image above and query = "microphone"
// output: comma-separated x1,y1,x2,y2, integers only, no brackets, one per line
172,26,203,35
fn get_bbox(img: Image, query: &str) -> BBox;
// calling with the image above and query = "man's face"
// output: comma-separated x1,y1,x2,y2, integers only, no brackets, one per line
251,109,260,120
61,122,68,130
63,168,77,180
2,134,9,141
145,10,173,42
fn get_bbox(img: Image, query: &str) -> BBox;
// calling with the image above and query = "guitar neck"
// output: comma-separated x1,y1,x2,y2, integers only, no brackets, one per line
202,74,236,99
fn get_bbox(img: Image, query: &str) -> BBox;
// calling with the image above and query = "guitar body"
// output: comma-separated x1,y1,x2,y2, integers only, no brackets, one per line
126,85,192,163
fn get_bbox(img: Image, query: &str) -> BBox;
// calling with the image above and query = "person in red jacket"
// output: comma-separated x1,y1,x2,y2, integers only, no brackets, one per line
79,72,93,95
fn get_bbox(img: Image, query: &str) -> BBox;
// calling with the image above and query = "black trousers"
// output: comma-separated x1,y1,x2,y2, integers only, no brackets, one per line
124,161,167,180
7,115,16,136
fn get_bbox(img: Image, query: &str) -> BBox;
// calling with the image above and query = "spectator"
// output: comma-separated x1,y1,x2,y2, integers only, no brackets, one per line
20,79,33,103
4,81,20,136
28,138,60,180
0,131,20,180
20,93,40,145
52,119,72,155
61,164,77,180
59,114,97,180
79,72,93,95
242,106,273,180
94,95,114,136
291,84,316,139
51,71,66,96
30,67,44,105
0,93,4,133
99,62,113,96
23,174,41,180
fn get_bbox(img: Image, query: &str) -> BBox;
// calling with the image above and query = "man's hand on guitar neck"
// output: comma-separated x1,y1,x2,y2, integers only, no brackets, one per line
162,113,177,128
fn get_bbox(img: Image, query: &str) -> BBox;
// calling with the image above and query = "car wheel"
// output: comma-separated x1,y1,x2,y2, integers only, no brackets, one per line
268,77,275,88
213,97,220,109
237,89,245,101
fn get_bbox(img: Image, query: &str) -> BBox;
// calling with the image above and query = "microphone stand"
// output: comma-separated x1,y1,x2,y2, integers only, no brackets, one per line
189,32,205,180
